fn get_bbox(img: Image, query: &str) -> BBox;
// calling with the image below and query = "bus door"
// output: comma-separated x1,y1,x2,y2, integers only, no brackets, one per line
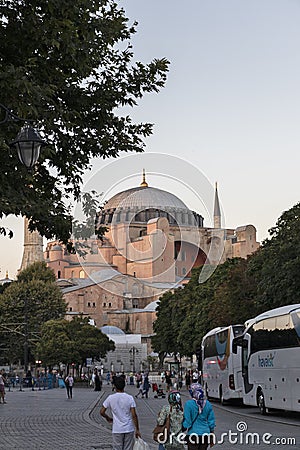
241,335,253,395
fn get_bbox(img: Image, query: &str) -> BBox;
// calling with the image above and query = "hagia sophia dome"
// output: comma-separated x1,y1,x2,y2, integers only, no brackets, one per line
97,171,204,228
104,186,187,210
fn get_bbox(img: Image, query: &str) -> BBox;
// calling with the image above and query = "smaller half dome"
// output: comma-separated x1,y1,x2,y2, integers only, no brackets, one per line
100,325,125,335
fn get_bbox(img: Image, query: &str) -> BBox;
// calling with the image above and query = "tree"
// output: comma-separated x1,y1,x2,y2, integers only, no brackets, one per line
17,261,56,283
0,262,66,365
152,260,259,359
249,202,300,310
34,319,76,368
36,317,115,369
0,0,169,241
152,291,176,366
207,258,258,327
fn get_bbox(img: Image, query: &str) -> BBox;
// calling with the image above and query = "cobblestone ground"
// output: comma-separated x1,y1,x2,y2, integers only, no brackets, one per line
1,383,298,450
0,383,164,450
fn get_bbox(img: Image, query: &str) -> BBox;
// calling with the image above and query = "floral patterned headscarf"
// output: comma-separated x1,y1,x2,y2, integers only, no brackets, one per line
188,383,206,413
168,390,182,411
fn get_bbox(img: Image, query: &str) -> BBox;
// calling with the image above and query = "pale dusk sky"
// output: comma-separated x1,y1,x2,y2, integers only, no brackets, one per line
1,0,300,278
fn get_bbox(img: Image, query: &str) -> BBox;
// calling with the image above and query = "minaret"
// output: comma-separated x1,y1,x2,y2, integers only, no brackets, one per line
213,182,221,228
19,217,44,272
140,168,148,188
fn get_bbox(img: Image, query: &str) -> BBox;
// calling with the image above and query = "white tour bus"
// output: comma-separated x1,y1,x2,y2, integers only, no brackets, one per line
233,304,300,414
201,324,244,403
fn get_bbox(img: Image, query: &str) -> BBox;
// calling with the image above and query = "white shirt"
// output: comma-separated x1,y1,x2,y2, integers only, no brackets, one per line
65,376,74,386
103,392,136,433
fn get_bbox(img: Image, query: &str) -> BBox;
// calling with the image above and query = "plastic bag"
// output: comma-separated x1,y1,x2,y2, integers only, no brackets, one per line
133,437,150,450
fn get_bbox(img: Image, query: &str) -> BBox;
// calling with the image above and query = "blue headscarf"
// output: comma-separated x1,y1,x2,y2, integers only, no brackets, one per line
189,383,206,413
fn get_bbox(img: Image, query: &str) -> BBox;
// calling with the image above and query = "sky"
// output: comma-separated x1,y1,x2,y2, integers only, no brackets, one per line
1,0,300,279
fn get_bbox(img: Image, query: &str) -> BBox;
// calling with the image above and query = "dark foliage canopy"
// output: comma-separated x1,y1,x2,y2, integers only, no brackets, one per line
36,317,115,368
152,202,300,360
0,0,169,241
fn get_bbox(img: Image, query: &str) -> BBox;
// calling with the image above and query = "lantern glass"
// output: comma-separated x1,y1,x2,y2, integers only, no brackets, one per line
10,125,45,169
17,141,41,168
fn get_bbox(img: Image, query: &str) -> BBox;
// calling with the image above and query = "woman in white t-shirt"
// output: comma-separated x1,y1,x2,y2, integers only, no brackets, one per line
65,374,74,399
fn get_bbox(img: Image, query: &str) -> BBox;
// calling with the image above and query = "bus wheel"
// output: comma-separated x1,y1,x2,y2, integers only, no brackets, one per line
219,386,226,405
257,390,266,415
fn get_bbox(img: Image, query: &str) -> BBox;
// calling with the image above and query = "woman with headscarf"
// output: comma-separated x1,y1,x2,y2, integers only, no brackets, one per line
156,390,184,450
182,383,216,450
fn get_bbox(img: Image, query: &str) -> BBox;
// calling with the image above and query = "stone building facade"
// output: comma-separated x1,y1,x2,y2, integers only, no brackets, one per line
40,175,260,352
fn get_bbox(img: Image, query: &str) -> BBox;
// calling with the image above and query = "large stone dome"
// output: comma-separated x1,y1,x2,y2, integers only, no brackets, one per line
97,175,204,227
105,186,188,210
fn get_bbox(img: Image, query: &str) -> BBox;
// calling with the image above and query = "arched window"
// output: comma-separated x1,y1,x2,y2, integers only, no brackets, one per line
57,270,61,279
135,320,141,333
79,270,85,278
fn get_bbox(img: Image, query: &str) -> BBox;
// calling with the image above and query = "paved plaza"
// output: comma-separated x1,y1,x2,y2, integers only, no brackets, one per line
0,382,176,450
1,382,299,450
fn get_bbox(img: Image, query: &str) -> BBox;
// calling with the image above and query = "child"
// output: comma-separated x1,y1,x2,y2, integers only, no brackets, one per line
154,384,166,399
152,382,158,394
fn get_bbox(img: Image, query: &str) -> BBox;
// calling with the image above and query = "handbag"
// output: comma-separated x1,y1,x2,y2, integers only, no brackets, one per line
153,413,170,443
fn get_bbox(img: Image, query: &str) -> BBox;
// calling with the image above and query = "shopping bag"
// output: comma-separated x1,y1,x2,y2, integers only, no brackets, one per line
133,437,150,450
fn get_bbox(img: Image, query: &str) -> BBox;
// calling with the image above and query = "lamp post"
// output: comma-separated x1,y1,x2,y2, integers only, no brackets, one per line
23,295,29,377
0,104,46,374
129,347,139,373
0,103,46,168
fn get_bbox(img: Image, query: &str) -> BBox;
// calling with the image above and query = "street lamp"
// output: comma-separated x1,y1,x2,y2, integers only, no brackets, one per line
0,103,46,168
129,347,139,373
10,125,45,169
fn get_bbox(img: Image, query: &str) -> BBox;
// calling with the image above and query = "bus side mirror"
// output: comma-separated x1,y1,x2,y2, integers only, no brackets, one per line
232,336,243,354
241,338,248,348
232,340,238,354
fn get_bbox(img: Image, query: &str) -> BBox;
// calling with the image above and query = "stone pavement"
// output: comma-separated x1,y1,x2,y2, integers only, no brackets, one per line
3,382,298,450
0,382,171,450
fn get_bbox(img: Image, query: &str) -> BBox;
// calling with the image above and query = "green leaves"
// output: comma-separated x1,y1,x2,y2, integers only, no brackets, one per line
0,262,66,366
0,0,170,242
152,261,258,360
36,317,115,367
249,202,300,310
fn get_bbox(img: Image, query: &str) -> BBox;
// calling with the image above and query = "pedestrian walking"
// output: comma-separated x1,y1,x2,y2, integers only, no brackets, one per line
142,371,150,398
185,371,191,390
26,369,34,391
155,390,184,450
165,371,172,392
0,370,7,404
100,376,141,450
192,370,199,384
65,374,74,399
182,383,215,450
94,368,102,392
136,372,142,388
135,384,144,398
